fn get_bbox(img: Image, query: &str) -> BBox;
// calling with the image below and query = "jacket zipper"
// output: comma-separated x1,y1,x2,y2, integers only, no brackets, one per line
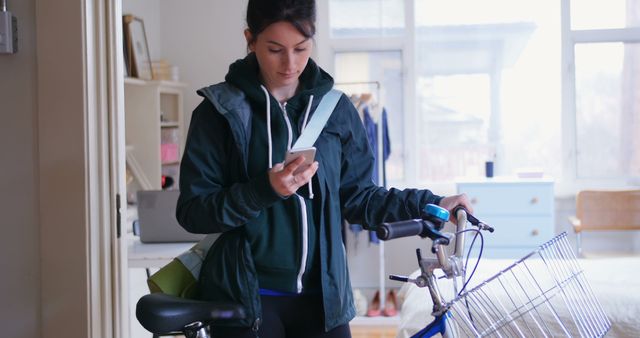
294,194,309,293
280,102,293,151
280,101,309,293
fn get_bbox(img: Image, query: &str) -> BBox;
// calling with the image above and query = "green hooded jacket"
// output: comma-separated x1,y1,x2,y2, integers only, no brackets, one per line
176,53,443,331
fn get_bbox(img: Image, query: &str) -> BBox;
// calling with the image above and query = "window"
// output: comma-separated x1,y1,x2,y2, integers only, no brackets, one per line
329,0,405,38
326,0,561,188
564,0,640,188
574,42,640,178
570,0,636,30
413,0,561,181
323,0,639,191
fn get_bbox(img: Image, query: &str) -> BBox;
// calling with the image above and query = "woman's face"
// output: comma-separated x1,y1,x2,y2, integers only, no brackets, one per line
246,21,313,92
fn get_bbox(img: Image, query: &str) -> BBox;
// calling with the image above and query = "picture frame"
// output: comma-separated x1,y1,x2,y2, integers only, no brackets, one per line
122,17,130,77
123,14,153,80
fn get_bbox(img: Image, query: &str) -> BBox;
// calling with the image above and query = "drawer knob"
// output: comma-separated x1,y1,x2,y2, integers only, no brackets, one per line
531,229,539,236
530,197,539,204
471,198,478,204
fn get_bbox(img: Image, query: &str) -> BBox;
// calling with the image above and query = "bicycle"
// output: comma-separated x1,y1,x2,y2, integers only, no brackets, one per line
136,292,245,338
377,204,612,338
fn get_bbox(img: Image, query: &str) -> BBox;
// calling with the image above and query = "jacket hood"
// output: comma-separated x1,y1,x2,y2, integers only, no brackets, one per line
225,52,334,111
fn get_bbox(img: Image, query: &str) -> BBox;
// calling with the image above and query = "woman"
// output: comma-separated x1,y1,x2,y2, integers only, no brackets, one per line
176,0,472,337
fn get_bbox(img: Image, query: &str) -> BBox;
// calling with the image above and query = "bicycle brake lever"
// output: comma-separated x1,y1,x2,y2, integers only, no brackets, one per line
453,206,495,232
389,274,409,282
431,237,451,254
389,274,428,288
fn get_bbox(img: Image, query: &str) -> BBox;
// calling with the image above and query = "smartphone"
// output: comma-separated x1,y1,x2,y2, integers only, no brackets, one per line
284,147,316,175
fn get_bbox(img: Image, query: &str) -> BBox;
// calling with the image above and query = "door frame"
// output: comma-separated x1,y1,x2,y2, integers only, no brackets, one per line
104,0,130,335
36,0,127,336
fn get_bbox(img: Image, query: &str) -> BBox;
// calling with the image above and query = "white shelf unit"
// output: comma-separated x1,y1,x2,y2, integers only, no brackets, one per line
457,177,555,258
124,78,187,190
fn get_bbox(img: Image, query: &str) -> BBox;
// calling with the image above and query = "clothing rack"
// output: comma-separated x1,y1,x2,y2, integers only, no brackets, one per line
335,80,388,311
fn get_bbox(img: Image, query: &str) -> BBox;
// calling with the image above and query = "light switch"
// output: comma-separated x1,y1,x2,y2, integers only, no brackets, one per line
0,0,17,54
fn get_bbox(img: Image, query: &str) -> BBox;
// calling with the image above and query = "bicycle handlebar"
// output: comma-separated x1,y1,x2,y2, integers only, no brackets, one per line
376,219,424,240
377,219,451,248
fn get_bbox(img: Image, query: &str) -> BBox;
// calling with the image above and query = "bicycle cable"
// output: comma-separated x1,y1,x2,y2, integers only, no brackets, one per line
455,228,484,296
454,228,484,329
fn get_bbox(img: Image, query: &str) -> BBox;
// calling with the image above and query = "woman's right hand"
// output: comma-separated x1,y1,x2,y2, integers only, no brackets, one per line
438,193,474,224
269,156,319,197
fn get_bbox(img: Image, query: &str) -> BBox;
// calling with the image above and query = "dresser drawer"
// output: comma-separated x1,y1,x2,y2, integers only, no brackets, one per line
479,215,554,247
458,183,553,216
462,216,554,258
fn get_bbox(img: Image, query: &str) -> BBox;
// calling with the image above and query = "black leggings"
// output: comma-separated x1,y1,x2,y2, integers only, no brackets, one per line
211,294,352,338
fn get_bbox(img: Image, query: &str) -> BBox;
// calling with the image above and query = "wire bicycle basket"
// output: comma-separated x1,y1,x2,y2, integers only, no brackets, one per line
447,232,611,337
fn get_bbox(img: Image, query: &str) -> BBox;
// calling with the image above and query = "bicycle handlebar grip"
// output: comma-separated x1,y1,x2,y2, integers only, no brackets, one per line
377,219,424,241
453,206,468,219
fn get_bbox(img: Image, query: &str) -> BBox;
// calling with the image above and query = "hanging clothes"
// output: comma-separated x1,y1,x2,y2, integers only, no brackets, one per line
342,92,392,247
363,106,391,185
381,108,391,184
349,101,391,244
347,95,367,246
361,105,392,244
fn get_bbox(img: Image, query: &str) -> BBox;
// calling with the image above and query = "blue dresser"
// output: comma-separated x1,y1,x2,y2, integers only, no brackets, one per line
456,178,555,258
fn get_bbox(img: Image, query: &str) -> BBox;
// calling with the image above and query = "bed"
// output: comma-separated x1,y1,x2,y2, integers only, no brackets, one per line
396,255,640,338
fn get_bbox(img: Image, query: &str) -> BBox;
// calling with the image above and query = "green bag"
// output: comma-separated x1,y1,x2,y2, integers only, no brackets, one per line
147,258,198,298
147,234,220,298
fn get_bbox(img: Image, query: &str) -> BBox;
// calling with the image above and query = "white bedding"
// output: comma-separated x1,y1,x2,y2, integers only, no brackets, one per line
396,256,640,338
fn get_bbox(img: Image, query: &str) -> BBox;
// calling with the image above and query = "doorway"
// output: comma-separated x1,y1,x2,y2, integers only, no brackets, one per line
113,1,250,336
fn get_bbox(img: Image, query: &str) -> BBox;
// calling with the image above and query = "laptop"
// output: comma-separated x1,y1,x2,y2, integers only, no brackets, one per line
136,189,205,243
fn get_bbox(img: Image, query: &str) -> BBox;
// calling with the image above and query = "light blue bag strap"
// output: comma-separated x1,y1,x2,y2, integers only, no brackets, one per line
292,89,342,149
176,233,220,279
174,90,341,279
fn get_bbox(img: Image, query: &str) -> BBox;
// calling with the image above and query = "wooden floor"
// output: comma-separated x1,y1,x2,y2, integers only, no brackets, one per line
164,327,397,338
350,325,397,338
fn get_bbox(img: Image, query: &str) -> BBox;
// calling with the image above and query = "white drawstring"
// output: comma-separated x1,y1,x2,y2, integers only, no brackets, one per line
260,85,273,169
259,87,316,293
260,86,315,199
301,94,313,132
280,101,294,151
302,95,315,199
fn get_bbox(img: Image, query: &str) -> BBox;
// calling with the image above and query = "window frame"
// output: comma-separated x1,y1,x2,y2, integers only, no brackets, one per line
318,0,434,191
560,0,640,195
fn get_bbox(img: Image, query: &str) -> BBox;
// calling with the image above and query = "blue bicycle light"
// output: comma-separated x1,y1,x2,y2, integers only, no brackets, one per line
423,204,450,223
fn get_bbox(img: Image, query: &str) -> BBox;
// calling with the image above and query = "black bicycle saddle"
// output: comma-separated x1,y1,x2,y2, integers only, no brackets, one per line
136,293,246,334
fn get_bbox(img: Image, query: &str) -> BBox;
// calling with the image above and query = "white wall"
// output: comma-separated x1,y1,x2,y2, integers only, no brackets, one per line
123,0,248,129
159,0,248,124
0,0,41,336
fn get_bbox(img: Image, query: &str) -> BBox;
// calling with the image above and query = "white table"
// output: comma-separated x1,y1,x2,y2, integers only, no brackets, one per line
127,236,195,269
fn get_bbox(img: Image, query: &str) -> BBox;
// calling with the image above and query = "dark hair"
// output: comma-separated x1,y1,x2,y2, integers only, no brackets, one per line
246,0,316,43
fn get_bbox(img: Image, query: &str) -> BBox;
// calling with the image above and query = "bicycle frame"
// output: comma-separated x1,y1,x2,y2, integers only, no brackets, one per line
388,209,610,338
383,208,484,338
414,209,470,338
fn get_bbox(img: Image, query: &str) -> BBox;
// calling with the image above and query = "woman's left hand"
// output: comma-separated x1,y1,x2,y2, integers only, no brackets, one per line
268,156,319,197
438,193,474,224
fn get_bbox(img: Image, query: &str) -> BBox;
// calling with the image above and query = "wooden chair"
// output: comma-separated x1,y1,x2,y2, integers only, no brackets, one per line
569,190,640,256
